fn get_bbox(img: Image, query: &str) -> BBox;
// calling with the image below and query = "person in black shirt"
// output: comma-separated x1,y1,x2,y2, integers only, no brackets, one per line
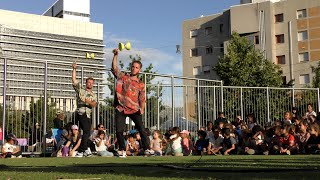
53,111,64,129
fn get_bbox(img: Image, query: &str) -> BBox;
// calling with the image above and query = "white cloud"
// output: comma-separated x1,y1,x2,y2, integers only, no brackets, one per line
101,33,183,98
103,33,182,76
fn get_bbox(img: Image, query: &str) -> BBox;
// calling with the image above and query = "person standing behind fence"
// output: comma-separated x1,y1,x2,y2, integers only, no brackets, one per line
53,111,64,129
111,48,150,158
72,62,97,157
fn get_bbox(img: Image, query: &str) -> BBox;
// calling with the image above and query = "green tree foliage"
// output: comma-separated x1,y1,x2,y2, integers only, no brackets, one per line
214,32,283,87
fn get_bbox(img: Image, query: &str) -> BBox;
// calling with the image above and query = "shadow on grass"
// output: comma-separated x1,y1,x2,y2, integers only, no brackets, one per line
1,161,320,180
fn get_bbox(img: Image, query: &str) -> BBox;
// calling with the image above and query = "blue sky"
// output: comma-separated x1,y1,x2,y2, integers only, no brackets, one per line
0,0,239,76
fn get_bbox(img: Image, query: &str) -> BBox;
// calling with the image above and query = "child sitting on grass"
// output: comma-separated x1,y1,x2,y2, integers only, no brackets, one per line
164,127,183,156
150,130,163,156
194,130,209,155
207,128,224,155
1,134,22,158
126,133,140,156
306,123,320,154
95,130,113,157
279,125,296,155
221,128,237,155
179,130,193,156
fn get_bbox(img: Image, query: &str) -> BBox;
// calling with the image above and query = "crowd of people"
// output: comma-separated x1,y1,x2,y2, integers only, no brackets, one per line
2,48,320,158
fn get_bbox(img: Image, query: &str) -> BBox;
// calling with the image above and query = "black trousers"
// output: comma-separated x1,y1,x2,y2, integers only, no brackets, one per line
115,109,150,151
77,113,91,152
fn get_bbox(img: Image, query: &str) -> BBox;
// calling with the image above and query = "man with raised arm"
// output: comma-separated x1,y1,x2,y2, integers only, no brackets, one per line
112,49,150,157
72,62,97,157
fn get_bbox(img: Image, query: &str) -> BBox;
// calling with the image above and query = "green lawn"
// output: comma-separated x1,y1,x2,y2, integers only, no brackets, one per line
1,155,320,180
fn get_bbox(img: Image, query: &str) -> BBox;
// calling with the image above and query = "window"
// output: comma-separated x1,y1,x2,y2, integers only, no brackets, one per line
276,55,285,64
297,9,307,19
255,35,259,44
205,27,212,36
276,34,285,43
281,76,287,85
206,46,213,54
299,52,309,62
190,48,198,57
299,74,310,84
298,31,308,41
203,65,211,74
190,30,198,38
193,66,201,75
275,14,284,23
220,24,224,33
220,43,224,53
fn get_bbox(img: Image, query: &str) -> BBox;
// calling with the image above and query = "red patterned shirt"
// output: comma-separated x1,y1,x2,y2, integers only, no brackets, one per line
112,68,146,114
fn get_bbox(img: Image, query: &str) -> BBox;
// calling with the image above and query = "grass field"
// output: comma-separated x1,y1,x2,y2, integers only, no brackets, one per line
1,155,320,180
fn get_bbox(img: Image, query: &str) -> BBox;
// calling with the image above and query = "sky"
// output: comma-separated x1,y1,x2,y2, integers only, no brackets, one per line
0,0,239,76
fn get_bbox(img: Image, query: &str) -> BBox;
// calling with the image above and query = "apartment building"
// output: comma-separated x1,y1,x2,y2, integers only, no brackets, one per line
182,0,320,87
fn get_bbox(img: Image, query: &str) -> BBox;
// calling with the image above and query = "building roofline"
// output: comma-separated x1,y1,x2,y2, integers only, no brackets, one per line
42,0,61,15
182,12,225,22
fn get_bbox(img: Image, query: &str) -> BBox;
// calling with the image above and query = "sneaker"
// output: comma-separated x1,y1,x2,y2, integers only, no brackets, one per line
118,151,127,158
286,150,291,155
263,151,269,155
246,149,255,155
17,155,22,158
144,149,154,155
75,152,83,157
84,150,92,157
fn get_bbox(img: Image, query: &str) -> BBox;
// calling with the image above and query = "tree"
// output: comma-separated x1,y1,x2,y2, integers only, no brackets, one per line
214,32,283,87
312,62,320,88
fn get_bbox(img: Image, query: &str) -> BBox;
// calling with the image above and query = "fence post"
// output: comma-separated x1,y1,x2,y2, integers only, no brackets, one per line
318,88,320,113
97,82,100,125
2,58,7,144
292,88,295,108
185,86,189,131
144,74,147,127
171,76,175,127
221,81,224,112
267,87,270,122
43,61,48,156
157,82,160,130
197,80,200,130
240,87,244,119
213,85,216,121
81,66,84,86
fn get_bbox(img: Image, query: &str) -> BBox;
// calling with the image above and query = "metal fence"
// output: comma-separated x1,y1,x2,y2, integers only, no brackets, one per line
1,57,319,155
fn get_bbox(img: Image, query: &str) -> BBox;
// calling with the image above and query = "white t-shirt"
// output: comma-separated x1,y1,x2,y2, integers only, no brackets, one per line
2,143,17,153
170,134,182,150
95,138,107,152
306,111,316,118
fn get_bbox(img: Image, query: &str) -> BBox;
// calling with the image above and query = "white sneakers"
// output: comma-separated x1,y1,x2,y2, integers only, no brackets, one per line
117,150,127,158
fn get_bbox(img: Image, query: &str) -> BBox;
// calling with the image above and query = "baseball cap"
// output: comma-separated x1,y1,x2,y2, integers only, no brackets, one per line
6,133,17,141
71,125,78,130
179,130,189,134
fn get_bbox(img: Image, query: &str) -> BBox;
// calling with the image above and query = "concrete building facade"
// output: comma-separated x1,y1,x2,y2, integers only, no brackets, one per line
0,0,104,111
182,0,320,87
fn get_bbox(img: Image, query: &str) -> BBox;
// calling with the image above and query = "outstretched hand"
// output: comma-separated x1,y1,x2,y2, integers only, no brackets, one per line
72,62,77,69
113,48,119,56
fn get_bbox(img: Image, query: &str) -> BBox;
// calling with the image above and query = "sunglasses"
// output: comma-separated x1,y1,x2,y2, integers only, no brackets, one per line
99,126,104,128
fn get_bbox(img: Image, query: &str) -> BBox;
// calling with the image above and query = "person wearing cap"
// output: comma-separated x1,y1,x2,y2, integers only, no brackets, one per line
72,62,97,157
179,130,192,156
53,111,64,129
1,134,22,158
62,125,82,157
